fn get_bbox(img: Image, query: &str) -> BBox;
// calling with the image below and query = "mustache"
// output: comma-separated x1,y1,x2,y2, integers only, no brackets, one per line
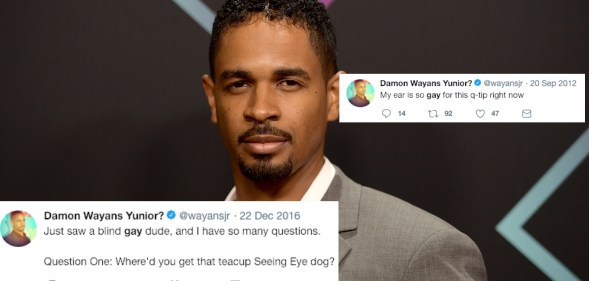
238,124,293,143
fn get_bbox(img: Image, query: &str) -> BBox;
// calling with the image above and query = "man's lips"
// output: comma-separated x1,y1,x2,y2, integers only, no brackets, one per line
241,134,288,154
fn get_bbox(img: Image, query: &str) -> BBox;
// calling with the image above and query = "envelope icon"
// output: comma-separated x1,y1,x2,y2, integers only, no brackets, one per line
522,109,532,118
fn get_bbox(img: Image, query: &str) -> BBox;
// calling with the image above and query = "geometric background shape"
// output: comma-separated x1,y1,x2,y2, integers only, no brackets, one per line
173,0,215,34
497,128,589,281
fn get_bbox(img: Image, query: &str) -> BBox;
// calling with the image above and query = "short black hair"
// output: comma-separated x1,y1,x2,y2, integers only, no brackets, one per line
354,79,365,85
10,210,24,219
209,0,338,81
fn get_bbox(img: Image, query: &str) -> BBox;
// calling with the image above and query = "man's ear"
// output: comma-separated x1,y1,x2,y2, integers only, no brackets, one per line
326,71,344,121
202,74,218,124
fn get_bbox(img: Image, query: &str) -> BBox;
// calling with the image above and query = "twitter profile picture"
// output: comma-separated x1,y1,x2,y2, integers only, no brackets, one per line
1,210,37,247
347,79,374,107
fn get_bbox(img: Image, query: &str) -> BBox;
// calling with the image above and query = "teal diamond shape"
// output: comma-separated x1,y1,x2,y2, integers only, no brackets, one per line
497,128,589,281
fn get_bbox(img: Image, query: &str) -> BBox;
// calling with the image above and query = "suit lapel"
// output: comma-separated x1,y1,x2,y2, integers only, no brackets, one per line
322,165,361,265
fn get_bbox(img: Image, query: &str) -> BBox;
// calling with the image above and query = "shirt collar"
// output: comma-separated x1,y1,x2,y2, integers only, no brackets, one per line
225,157,336,201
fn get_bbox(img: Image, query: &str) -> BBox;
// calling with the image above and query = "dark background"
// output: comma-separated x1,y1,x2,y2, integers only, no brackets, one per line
1,1,587,280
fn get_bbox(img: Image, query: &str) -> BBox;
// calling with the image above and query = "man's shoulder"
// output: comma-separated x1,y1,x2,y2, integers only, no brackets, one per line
3,231,30,247
356,185,458,247
3,232,16,244
358,185,453,232
3,231,17,241
332,167,487,280
349,95,369,107
330,166,456,236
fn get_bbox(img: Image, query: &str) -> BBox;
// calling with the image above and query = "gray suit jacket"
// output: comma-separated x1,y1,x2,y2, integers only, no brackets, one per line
322,166,487,280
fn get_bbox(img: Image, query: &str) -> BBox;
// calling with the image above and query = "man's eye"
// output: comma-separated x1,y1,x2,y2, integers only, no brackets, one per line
231,81,247,88
224,80,250,93
278,80,302,89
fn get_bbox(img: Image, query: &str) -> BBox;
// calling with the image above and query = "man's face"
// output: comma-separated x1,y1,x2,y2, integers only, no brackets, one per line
355,81,366,97
203,15,339,181
11,213,26,233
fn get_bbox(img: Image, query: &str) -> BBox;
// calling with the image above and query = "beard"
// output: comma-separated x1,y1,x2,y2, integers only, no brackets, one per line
238,154,293,181
236,123,294,181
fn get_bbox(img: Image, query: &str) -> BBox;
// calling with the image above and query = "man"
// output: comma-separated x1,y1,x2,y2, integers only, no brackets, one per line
202,0,487,280
348,79,370,107
3,210,31,247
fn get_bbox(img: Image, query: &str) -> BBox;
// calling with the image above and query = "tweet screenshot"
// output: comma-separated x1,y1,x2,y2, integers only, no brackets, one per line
0,202,338,281
340,74,585,122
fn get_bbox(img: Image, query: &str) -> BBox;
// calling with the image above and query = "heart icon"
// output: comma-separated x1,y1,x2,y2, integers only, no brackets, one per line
476,110,485,118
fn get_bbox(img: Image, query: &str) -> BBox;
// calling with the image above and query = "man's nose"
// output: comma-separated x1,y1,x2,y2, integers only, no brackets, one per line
243,84,280,122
